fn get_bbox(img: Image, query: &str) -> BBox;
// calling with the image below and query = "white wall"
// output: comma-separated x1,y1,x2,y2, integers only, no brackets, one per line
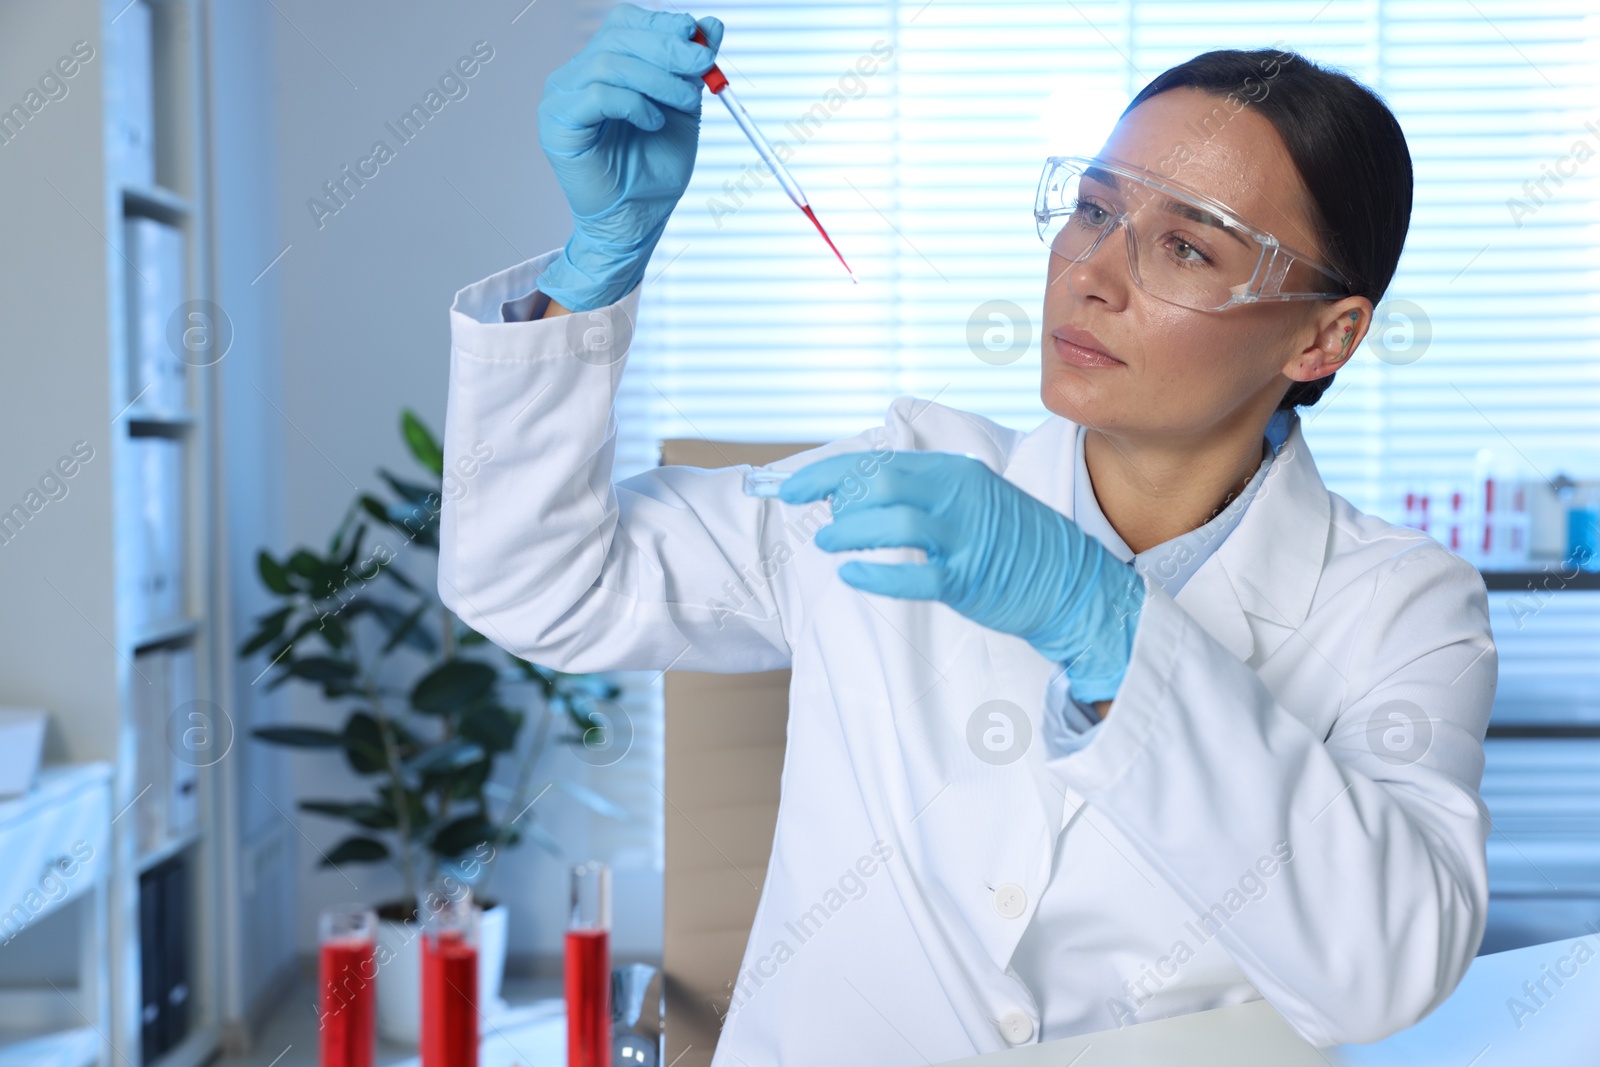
260,0,662,964
206,0,300,1031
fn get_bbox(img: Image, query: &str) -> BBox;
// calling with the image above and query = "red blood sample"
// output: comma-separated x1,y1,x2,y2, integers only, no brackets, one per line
421,930,478,1067
565,927,611,1067
319,937,375,1067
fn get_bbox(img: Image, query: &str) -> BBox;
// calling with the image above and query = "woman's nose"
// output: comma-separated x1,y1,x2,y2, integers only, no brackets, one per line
1049,215,1133,310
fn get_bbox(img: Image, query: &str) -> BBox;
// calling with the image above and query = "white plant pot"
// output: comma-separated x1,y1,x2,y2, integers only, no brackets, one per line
375,902,510,1046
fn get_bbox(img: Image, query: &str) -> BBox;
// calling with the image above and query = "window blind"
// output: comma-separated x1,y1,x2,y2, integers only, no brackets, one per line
579,0,1600,866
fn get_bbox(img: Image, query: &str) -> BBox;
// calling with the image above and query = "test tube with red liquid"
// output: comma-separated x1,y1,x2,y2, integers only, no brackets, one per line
319,905,377,1067
565,861,612,1067
421,890,479,1067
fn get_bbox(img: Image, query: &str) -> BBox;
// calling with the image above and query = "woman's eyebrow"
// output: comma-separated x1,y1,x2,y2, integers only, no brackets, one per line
1164,199,1254,247
1085,164,1252,248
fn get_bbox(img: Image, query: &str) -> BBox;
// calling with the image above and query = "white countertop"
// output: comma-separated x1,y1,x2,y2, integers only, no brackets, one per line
380,934,1600,1066
943,934,1600,1065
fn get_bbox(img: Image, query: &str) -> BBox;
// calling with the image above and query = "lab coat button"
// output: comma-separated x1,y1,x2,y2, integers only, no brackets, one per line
998,1010,1034,1044
993,883,1027,919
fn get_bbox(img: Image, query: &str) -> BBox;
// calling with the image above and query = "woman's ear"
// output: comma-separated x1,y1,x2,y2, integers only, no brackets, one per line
1284,299,1373,383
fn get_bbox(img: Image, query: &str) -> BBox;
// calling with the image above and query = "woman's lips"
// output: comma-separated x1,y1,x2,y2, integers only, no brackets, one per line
1052,334,1124,368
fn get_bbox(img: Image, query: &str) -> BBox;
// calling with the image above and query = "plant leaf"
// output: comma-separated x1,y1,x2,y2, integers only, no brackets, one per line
403,739,485,776
253,726,345,748
285,613,346,652
410,660,497,715
299,799,396,830
341,712,390,775
459,704,520,753
290,656,358,684
320,613,349,651
430,814,494,858
322,835,390,866
239,605,294,657
359,493,392,526
402,410,445,478
435,757,490,801
383,564,420,592
379,469,440,508
258,551,295,595
381,601,431,655
328,501,358,558
288,549,326,578
338,522,367,572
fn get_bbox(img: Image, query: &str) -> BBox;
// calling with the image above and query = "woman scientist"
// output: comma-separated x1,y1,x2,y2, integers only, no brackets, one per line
437,6,1499,1063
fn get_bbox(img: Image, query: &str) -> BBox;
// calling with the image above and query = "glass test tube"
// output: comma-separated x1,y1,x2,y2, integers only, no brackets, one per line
565,861,612,1067
421,888,479,1067
318,905,377,1067
742,468,792,498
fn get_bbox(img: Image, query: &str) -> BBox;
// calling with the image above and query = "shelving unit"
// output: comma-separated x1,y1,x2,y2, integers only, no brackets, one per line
131,617,203,653
0,1,226,1064
1480,568,1600,592
1475,555,1600,951
109,5,226,1064
136,828,202,877
1479,560,1600,739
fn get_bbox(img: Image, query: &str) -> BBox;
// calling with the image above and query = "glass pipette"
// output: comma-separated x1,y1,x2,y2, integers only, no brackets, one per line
691,27,857,284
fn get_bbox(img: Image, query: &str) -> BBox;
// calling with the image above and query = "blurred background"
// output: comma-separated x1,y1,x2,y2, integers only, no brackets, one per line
1,0,1598,1064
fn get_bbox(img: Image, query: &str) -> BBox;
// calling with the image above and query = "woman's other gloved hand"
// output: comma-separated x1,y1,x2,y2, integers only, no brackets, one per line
536,4,723,311
780,451,1148,703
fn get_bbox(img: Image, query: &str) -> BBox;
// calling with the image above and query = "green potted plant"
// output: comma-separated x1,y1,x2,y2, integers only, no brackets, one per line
239,409,624,1042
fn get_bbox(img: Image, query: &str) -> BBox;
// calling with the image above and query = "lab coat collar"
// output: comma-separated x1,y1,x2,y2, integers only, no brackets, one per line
1211,413,1330,662
1003,411,1330,666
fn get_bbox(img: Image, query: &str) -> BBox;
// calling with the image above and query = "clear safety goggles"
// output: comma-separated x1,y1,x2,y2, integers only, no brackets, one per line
1034,154,1353,313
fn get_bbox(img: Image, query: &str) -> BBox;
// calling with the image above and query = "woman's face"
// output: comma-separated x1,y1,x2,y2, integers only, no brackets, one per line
1040,87,1368,439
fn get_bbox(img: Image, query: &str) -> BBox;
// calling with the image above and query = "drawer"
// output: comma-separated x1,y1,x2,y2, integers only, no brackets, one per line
0,782,110,941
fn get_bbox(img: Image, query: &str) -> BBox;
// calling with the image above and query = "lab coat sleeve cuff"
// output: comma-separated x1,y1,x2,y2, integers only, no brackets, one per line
1049,715,1105,756
1047,578,1187,789
1040,667,1108,756
448,249,644,362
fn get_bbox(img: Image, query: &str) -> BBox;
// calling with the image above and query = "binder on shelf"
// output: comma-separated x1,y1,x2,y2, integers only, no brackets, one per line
131,649,170,858
148,435,187,622
121,435,187,631
138,857,191,1061
165,646,199,837
106,0,156,186
123,216,188,414
138,865,165,1063
160,858,191,1051
113,441,145,638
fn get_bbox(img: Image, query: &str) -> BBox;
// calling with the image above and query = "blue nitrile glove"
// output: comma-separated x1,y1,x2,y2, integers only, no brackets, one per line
535,5,724,311
778,451,1148,703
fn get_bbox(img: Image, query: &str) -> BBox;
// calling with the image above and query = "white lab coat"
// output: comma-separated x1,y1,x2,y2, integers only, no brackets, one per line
437,252,1499,1064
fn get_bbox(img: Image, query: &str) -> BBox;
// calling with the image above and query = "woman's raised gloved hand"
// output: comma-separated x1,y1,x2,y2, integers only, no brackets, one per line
536,5,723,311
779,451,1148,703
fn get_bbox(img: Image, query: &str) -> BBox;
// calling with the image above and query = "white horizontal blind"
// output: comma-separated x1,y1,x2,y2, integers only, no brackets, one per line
580,0,1600,864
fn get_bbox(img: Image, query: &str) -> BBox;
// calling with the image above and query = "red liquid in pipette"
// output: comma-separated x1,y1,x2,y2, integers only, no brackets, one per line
421,931,478,1067
319,938,375,1067
802,205,856,283
693,26,856,283
565,928,611,1067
